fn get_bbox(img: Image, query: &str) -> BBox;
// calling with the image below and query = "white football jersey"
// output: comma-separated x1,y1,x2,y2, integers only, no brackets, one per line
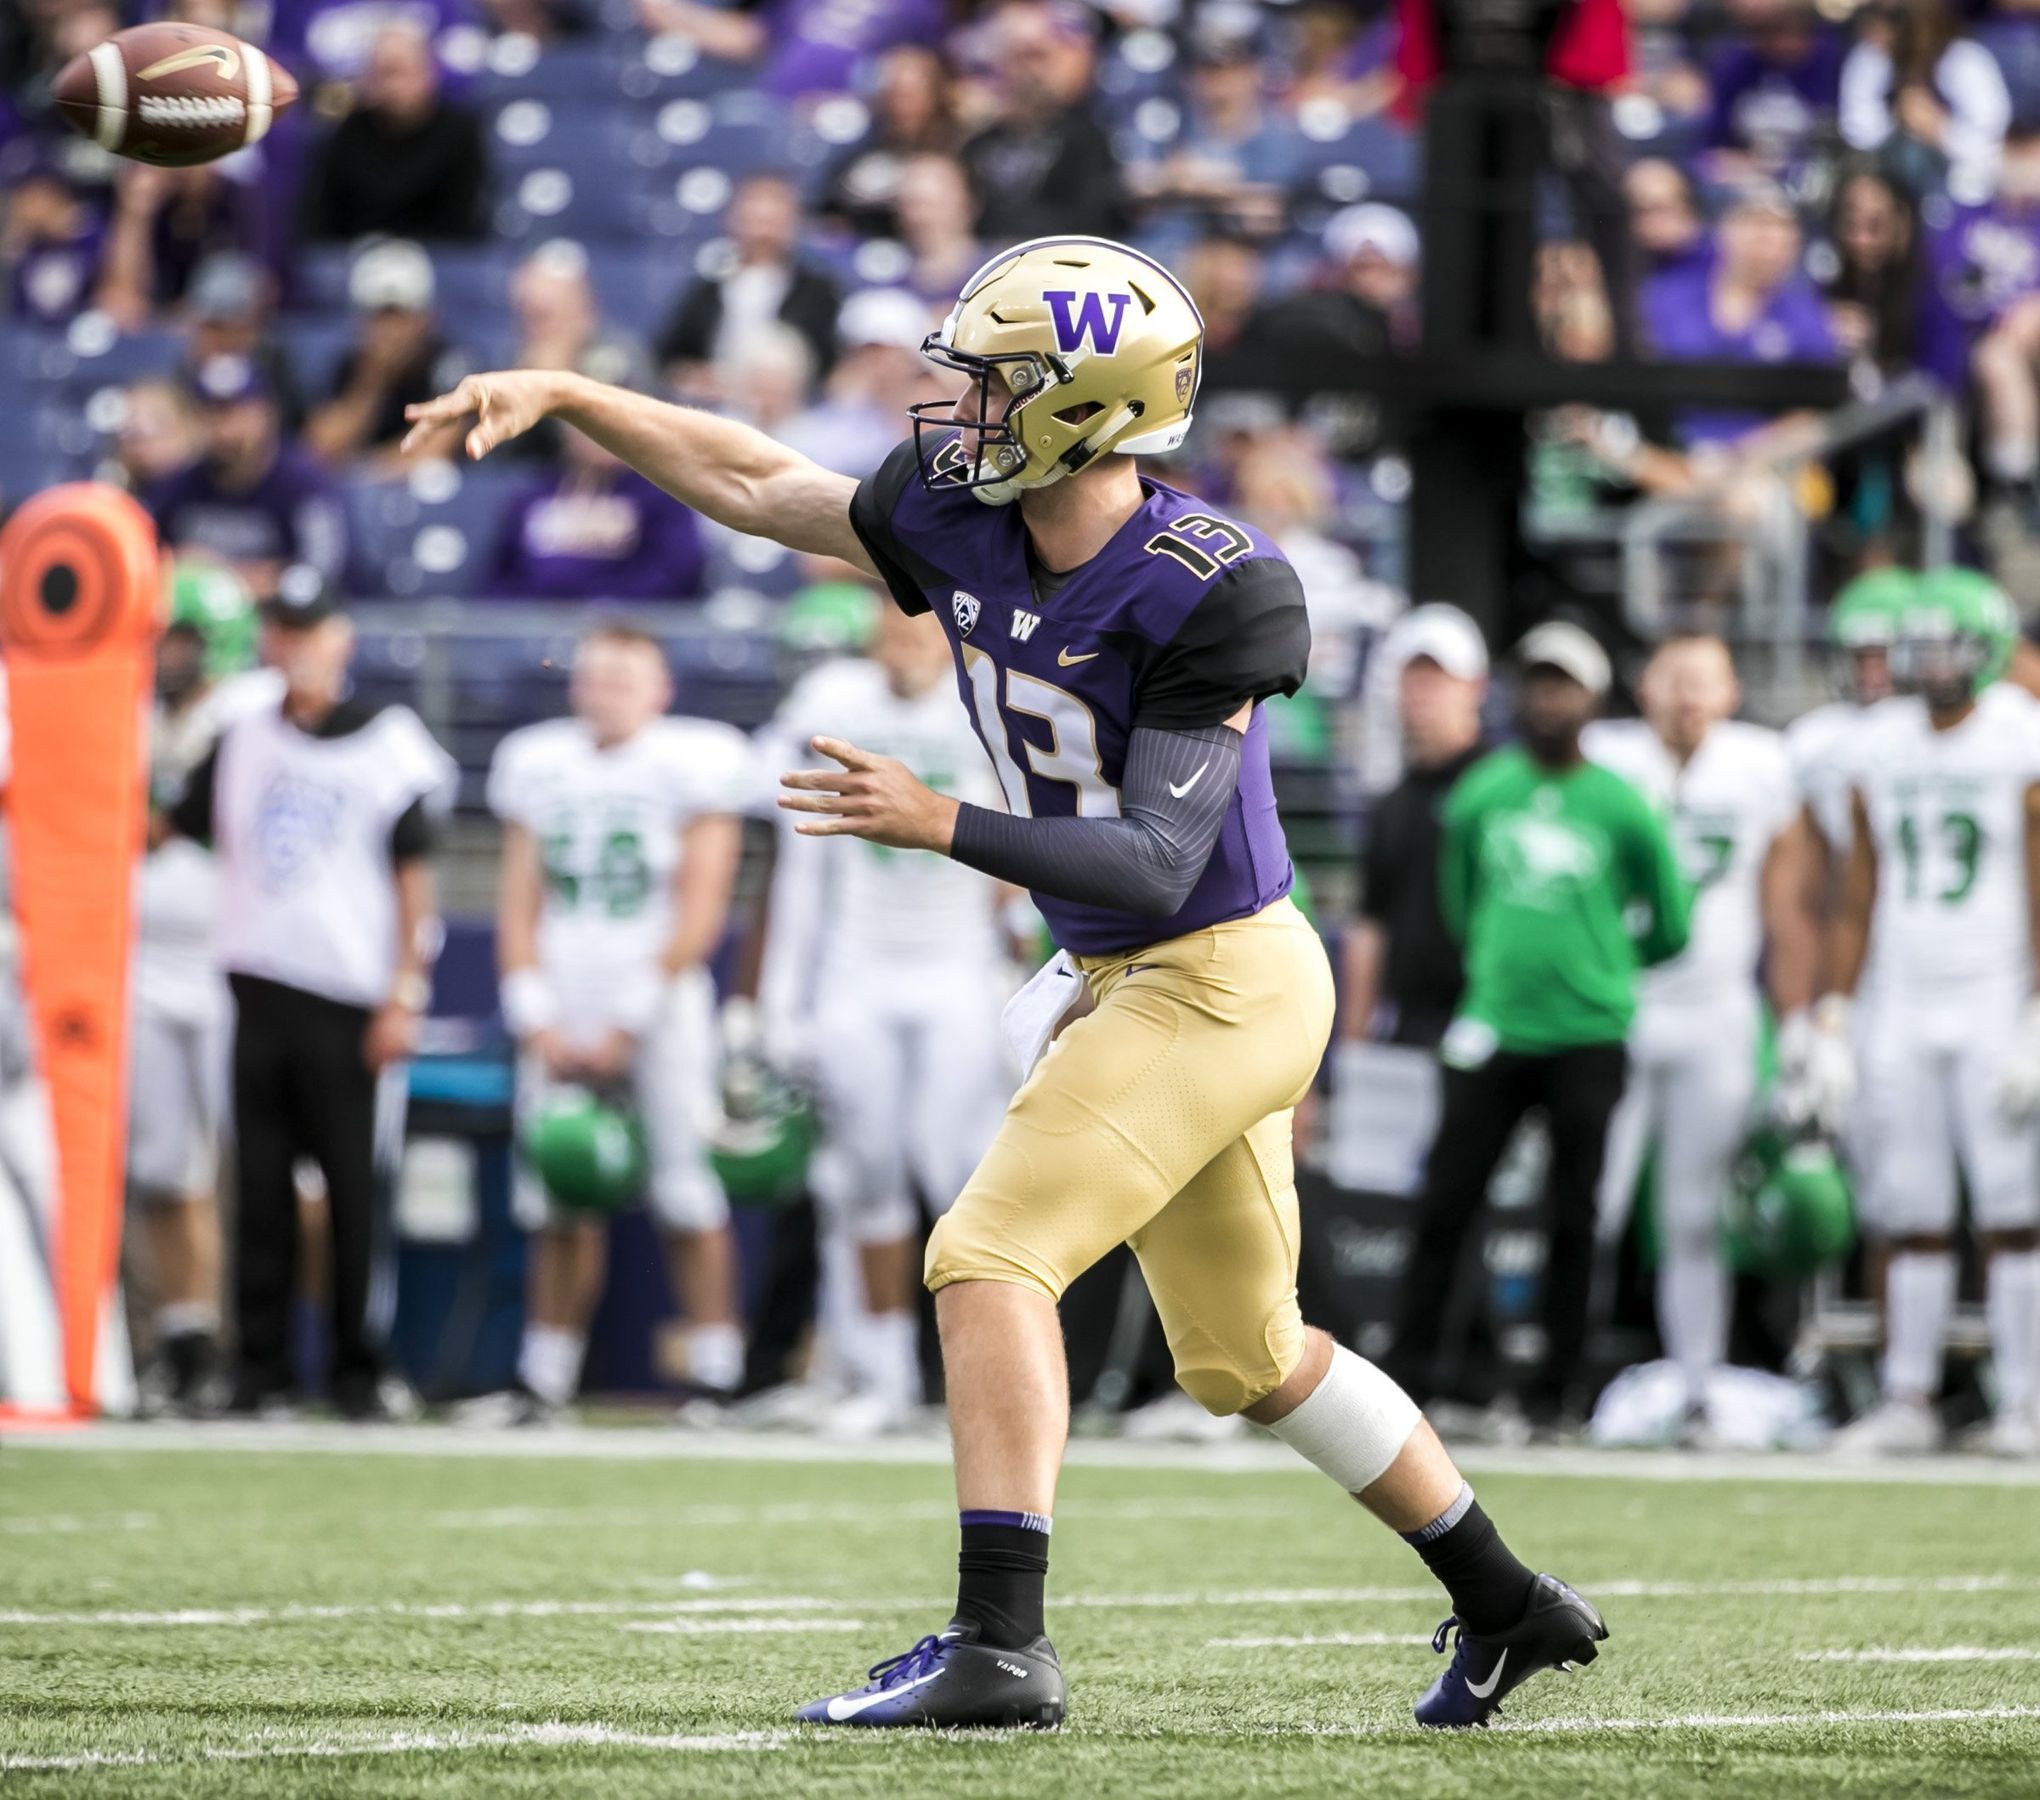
1784,700,1868,853
1584,717,1797,1010
1853,684,2040,991
137,669,286,1022
760,659,1006,981
488,715,756,1022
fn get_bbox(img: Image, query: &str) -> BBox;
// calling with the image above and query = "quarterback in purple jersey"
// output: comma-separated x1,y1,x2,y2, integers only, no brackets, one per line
404,236,1605,1732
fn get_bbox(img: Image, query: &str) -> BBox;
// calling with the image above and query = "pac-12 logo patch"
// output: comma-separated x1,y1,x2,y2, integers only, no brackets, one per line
951,589,981,637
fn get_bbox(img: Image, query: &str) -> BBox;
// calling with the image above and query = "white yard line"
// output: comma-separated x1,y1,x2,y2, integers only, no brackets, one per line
9,1703,2040,1772
1209,1631,1436,1648
12,1572,2039,1631
620,1617,868,1635
0,1595,840,1627
1798,1646,2040,1664
428,1497,1265,1531
0,1724,792,1773
0,1512,153,1535
12,1420,2040,1487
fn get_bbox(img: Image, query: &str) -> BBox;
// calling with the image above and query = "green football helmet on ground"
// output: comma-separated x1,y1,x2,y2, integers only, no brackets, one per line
168,562,257,677
1827,567,1913,703
521,1087,647,1214
1725,1129,1856,1279
1900,566,2017,707
708,1007,814,1206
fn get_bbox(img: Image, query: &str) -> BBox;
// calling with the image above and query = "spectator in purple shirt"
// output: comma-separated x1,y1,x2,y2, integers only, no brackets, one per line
1641,184,1838,444
1952,124,2040,499
146,355,349,598
486,425,707,602
1703,0,1845,181
0,158,103,328
630,0,945,102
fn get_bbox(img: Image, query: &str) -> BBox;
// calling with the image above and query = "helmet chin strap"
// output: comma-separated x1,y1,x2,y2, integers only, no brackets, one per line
969,399,1144,507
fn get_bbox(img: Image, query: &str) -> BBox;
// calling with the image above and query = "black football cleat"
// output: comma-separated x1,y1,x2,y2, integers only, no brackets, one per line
1414,1573,1607,1728
796,1620,1065,1728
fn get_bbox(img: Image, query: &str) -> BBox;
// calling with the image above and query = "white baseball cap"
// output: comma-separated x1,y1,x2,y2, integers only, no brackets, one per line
349,238,435,312
838,287,933,353
1324,202,1419,269
1384,604,1489,681
1516,620,1612,696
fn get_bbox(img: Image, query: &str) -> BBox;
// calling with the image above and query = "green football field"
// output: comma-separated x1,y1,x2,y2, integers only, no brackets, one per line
4,1426,2040,1797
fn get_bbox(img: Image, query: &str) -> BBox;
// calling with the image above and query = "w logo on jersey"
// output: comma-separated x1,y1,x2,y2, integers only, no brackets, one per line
1045,289,1132,355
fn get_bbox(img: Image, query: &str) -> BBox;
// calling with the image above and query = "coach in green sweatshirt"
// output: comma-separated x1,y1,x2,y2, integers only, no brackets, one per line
1384,622,1690,1428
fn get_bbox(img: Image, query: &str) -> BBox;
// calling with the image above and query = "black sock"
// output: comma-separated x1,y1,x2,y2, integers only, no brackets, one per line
1402,1484,1535,1635
954,1509,1050,1648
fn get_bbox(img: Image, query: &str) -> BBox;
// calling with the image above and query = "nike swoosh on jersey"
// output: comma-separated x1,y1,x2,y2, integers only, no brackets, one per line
1057,648,1100,666
1466,1650,1508,1700
826,1670,945,1721
1168,763,1210,799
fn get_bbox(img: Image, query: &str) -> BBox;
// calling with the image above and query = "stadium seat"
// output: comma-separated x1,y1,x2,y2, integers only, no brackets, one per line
277,315,359,400
469,37,622,108
345,463,527,599
613,35,754,103
1296,110,1422,206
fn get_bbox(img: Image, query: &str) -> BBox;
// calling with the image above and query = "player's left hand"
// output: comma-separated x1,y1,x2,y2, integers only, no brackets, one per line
1996,997,2040,1123
779,738,960,853
364,1000,421,1071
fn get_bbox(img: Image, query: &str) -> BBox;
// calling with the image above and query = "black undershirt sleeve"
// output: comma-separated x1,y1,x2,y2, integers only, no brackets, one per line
1132,557,1312,730
168,743,220,848
847,438,933,617
949,723,1242,918
389,795,434,864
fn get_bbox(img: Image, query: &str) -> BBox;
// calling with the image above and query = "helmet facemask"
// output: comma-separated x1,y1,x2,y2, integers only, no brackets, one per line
1897,616,1988,712
911,337,1142,506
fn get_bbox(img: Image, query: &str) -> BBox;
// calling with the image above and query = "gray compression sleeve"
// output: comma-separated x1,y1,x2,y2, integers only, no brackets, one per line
948,723,1241,918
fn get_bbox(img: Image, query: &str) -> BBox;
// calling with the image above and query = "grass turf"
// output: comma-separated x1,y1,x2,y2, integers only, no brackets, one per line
4,1433,2040,1796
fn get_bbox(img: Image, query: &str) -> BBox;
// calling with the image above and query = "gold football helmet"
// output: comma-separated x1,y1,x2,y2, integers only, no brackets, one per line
912,235,1205,506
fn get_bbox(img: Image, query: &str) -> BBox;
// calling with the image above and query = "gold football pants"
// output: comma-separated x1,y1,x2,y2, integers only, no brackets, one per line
925,896,1336,1415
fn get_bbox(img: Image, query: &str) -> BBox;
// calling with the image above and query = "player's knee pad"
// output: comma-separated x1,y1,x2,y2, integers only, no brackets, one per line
1173,1360,1270,1419
1262,1344,1422,1493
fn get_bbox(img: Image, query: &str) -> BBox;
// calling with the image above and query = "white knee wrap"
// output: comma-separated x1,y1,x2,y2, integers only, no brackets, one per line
1263,1345,1422,1494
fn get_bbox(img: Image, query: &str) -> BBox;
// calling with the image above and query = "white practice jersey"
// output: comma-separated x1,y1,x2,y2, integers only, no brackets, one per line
488,715,756,1023
1853,684,2040,992
1584,717,1797,1010
1784,700,1868,853
760,659,1006,980
136,670,285,1022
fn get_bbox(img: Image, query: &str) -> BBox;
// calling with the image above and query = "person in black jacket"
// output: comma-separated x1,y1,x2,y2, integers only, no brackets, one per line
656,174,840,397
961,1,1127,243
300,24,489,242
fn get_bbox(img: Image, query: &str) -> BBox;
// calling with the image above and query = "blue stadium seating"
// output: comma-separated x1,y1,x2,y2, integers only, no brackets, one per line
345,463,529,598
470,38,623,107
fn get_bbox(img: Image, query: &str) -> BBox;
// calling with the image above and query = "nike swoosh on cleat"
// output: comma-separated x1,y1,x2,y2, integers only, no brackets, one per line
1466,1650,1507,1700
825,1671,944,1721
1168,763,1210,799
1057,648,1099,666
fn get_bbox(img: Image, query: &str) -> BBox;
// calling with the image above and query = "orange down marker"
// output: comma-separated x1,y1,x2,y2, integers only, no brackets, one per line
0,484,162,1415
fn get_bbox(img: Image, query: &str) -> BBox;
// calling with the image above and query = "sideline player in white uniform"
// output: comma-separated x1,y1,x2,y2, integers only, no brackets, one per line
1823,570,2040,1457
483,622,754,1423
131,568,282,1411
1778,571,1909,1134
757,602,1017,1434
1586,634,1818,1430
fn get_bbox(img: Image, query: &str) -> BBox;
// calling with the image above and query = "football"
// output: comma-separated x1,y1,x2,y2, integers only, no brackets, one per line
52,23,296,168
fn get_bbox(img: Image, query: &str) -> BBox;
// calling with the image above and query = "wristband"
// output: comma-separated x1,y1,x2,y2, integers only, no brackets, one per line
500,967,556,1039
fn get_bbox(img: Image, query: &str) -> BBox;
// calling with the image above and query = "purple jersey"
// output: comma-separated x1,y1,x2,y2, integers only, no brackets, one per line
849,438,1310,955
486,469,707,601
145,448,347,580
1640,259,1839,444
1919,199,2040,389
1705,32,1844,166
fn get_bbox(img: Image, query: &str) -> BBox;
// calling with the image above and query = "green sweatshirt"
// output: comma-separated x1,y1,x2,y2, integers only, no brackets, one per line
1439,746,1691,1055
